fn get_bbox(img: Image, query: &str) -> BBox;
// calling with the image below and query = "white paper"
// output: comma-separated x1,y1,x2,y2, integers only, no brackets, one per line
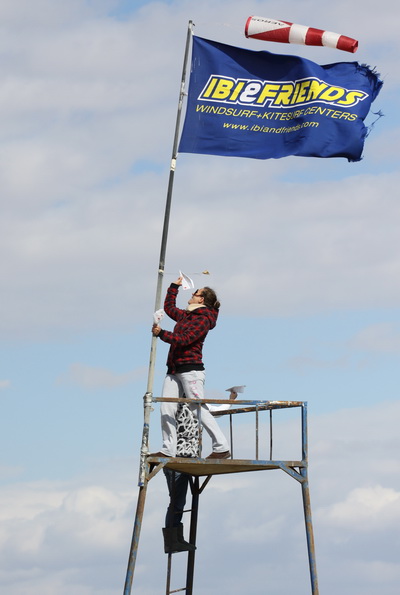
225,385,246,394
153,309,165,324
179,270,194,290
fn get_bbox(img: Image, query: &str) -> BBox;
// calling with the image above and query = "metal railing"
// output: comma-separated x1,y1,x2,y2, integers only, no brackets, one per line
150,397,306,463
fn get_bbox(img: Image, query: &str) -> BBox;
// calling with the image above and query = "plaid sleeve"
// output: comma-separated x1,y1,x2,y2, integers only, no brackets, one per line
164,285,185,322
159,316,210,346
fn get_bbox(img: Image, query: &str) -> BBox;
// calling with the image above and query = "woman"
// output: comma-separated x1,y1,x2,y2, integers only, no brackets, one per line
150,276,230,459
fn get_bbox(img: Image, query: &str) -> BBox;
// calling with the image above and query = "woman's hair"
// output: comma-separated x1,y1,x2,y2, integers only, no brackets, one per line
201,287,220,310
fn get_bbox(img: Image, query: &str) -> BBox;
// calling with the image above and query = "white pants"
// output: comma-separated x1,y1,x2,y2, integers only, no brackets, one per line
160,371,229,456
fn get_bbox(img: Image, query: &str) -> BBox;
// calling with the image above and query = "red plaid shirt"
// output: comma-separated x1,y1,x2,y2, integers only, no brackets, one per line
158,284,218,374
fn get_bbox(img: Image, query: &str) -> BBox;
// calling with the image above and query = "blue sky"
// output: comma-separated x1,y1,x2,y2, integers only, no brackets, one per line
1,1,399,594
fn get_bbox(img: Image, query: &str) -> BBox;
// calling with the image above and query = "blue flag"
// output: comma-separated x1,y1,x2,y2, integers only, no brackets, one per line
178,36,382,161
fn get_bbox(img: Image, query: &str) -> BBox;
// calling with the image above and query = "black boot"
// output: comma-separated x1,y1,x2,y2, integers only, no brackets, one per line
177,523,196,552
162,524,196,554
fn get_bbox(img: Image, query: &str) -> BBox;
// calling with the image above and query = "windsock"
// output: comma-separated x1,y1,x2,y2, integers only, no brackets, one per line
245,16,358,53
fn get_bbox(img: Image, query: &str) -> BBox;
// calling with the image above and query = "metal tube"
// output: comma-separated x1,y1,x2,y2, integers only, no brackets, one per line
165,552,172,595
300,402,319,594
302,402,308,463
151,19,194,323
301,472,320,595
198,403,202,456
123,483,148,595
155,398,303,406
229,413,233,458
138,20,194,486
165,552,173,595
255,405,259,459
145,16,193,398
138,392,153,486
186,477,200,594
269,409,273,460
125,21,194,595
165,471,177,595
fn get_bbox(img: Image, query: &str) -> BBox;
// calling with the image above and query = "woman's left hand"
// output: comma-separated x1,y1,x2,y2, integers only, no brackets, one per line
152,324,161,336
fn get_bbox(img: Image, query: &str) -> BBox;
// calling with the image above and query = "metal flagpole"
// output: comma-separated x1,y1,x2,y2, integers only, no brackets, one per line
138,19,194,487
123,21,194,595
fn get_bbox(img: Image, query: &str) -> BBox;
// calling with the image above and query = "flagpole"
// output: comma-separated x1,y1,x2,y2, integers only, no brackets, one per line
138,20,194,486
123,21,194,595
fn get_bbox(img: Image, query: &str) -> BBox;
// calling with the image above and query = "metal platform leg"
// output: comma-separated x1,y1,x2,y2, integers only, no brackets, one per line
301,472,319,595
123,482,148,595
186,475,212,594
185,477,200,595
300,402,319,595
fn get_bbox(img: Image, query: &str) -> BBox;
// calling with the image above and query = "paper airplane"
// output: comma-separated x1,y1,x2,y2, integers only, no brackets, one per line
225,385,246,394
179,270,194,290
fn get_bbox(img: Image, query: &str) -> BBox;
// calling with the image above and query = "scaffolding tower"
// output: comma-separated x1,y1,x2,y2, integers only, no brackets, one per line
122,24,320,592
123,397,319,594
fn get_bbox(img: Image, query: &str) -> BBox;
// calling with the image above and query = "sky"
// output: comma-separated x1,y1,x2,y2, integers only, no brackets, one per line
0,0,399,593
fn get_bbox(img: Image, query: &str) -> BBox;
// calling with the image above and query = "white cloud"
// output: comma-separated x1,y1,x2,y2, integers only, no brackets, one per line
56,363,146,389
0,465,23,480
287,354,349,372
318,485,400,530
0,1,399,593
0,0,396,339
0,480,133,595
349,322,400,353
0,0,93,27
2,400,400,594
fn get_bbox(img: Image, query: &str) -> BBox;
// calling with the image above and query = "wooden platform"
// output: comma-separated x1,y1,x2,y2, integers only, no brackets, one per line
147,455,304,477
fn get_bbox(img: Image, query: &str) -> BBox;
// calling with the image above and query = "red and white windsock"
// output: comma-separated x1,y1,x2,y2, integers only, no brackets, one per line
245,16,358,53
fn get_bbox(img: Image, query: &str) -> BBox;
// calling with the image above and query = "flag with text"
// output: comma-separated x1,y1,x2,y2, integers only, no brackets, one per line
178,36,382,161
